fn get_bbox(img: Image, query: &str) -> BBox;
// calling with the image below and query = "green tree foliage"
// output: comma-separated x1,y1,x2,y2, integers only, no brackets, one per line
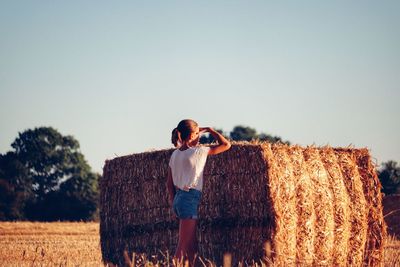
230,126,258,141
378,160,400,195
0,152,31,220
0,127,99,221
230,125,290,144
200,125,290,144
257,133,289,144
199,128,227,144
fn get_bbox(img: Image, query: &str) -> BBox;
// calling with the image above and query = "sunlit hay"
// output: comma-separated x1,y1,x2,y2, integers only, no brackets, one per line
302,147,335,265
260,142,278,264
268,143,297,266
318,147,351,266
354,148,387,266
288,146,315,266
335,150,368,266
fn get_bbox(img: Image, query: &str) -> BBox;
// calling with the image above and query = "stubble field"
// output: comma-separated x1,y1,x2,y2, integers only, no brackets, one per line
0,222,399,266
0,222,102,266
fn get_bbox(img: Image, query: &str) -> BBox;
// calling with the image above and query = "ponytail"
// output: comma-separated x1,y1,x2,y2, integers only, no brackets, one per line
171,128,182,148
171,119,198,148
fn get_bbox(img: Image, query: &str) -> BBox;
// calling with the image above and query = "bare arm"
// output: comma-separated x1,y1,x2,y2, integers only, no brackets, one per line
166,167,175,206
200,127,231,155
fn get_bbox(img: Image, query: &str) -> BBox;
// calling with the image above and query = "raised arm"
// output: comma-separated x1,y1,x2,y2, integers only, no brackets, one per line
200,127,231,155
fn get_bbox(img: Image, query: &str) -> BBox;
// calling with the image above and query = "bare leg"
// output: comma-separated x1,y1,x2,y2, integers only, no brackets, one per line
175,219,198,266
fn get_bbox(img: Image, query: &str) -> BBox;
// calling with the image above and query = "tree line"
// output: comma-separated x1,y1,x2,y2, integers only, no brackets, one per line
199,125,290,145
0,126,398,221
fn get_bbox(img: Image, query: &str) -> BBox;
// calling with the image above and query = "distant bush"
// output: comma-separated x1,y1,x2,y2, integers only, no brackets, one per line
378,160,400,195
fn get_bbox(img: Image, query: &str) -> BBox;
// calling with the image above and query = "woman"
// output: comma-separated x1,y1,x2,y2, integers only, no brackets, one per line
166,119,231,265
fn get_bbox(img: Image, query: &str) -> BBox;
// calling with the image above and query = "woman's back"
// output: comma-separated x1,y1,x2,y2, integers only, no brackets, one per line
169,146,210,191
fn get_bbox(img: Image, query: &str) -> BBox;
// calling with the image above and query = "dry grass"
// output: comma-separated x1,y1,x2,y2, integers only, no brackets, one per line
0,222,399,266
385,235,400,267
0,222,102,266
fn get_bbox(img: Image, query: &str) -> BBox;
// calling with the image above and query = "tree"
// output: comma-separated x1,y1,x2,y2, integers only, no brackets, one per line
11,127,80,200
0,152,31,220
1,126,99,221
378,160,400,195
230,126,258,141
25,172,100,221
199,128,227,144
200,125,290,145
258,133,289,144
230,125,290,144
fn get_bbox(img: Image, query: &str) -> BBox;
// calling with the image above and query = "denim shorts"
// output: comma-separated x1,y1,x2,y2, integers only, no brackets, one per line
172,188,202,219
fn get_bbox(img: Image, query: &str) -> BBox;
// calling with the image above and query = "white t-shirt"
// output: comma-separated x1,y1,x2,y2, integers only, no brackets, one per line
168,146,211,191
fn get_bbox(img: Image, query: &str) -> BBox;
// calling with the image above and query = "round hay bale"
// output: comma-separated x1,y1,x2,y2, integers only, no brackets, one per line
100,142,385,266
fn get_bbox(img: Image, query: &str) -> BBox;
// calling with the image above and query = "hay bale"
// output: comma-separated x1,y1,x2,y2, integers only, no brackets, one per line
303,147,335,265
263,144,297,265
335,149,369,266
100,142,385,266
319,147,351,266
354,149,387,266
288,146,315,265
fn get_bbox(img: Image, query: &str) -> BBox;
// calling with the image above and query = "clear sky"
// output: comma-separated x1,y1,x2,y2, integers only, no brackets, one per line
1,1,399,174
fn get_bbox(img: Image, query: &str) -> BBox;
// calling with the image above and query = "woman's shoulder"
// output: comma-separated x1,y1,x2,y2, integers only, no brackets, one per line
194,145,210,154
170,149,179,158
174,145,210,154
